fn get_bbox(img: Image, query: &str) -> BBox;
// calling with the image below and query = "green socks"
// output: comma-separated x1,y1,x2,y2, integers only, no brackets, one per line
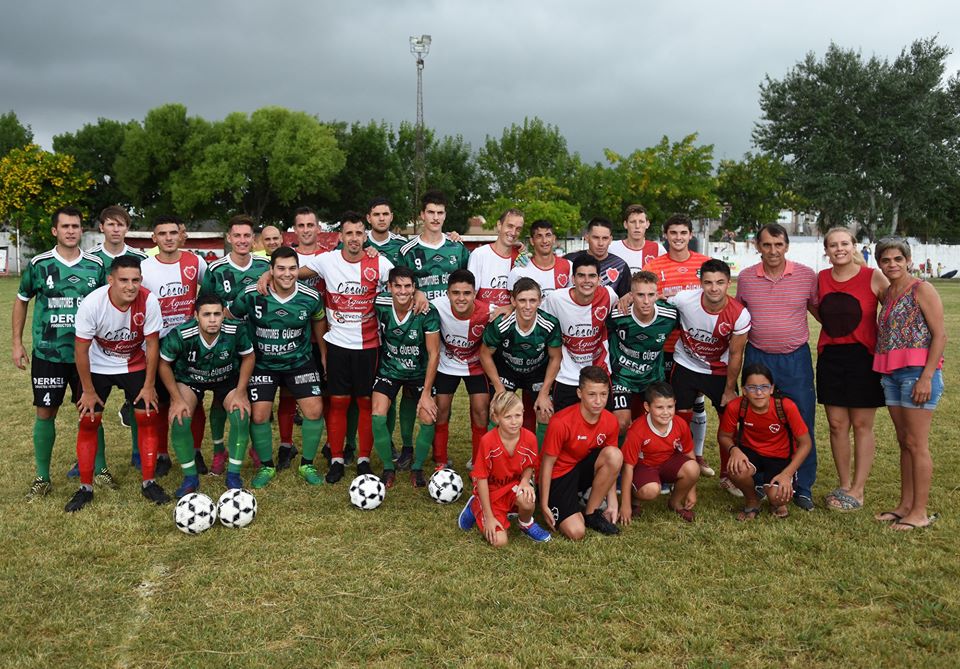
226,409,249,474
95,425,107,470
301,417,325,461
372,414,394,470
33,416,56,480
399,394,417,449
171,418,198,476
413,423,435,470
250,422,274,463
536,422,547,450
210,406,227,454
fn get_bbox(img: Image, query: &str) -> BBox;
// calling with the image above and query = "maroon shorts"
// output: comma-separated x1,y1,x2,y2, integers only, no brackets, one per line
632,452,692,489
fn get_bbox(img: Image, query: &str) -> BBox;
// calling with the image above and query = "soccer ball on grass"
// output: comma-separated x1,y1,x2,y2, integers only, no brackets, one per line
428,468,464,504
218,488,257,528
174,493,217,535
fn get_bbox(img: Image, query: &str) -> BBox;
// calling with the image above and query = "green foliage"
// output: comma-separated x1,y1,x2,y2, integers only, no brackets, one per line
0,110,33,158
483,176,581,237
53,118,136,217
716,152,803,234
477,117,581,198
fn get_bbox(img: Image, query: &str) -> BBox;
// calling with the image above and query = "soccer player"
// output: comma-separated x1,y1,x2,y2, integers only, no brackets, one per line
541,255,618,412
371,266,441,488
434,269,495,470
398,190,471,301
199,215,271,474
159,294,255,496
609,204,662,275
14,207,108,499
619,383,699,524
507,219,571,297
299,212,393,483
456,392,550,545
607,271,678,437
479,277,561,446
643,214,713,475
563,217,631,296
718,364,812,521
668,259,751,490
539,366,623,539
468,208,524,307
229,247,327,488
68,255,168,511
364,197,407,264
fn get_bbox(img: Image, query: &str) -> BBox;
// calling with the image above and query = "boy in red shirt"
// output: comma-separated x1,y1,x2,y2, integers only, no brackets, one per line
457,392,550,545
539,366,623,539
718,363,812,520
620,382,700,523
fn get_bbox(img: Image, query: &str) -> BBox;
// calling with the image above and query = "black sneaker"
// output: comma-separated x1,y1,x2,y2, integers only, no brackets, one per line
382,469,397,489
356,460,373,476
64,488,94,513
411,469,427,488
395,447,413,471
154,455,172,478
325,461,345,484
276,444,299,471
194,451,208,475
141,481,172,505
343,444,356,466
584,509,620,536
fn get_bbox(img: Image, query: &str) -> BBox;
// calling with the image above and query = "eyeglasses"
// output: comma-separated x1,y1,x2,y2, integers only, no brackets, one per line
744,384,773,394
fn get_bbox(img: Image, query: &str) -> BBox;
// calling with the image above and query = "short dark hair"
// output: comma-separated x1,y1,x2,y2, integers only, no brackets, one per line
644,381,675,403
99,205,130,227
388,265,416,285
572,254,600,275
447,269,475,289
227,214,256,233
585,216,614,234
511,277,541,298
52,206,83,226
631,270,658,287
294,206,316,218
421,189,447,210
339,211,365,228
529,219,554,235
741,362,774,386
270,246,299,267
700,258,731,280
622,204,647,221
498,208,524,224
195,293,224,311
663,214,692,234
110,254,141,274
578,365,609,388
757,223,789,245
153,214,182,229
367,197,392,213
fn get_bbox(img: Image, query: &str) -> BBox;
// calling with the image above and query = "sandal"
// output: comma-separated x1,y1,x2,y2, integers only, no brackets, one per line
669,504,695,523
771,504,789,519
874,511,903,523
736,506,761,522
825,490,863,512
890,513,939,531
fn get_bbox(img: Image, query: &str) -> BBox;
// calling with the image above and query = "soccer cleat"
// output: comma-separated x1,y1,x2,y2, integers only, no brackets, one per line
298,463,323,486
382,469,397,489
64,488,94,512
66,461,80,479
276,444,298,471
325,461,345,484
343,444,356,466
225,472,244,490
194,451,208,475
458,495,477,530
719,477,744,498
26,477,53,501
141,481,171,505
411,469,427,488
94,468,119,490
395,447,413,471
210,451,227,476
131,448,142,471
696,455,716,478
356,460,373,476
520,521,552,542
174,475,200,499
584,509,620,536
119,402,133,428
154,455,172,478
251,466,277,489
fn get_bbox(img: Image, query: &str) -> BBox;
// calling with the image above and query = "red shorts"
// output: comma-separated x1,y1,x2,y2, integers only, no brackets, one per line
472,488,518,533
632,452,692,489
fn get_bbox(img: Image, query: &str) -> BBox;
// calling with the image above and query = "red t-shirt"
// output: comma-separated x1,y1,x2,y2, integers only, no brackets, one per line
719,396,808,459
471,428,539,499
542,404,619,479
621,415,693,468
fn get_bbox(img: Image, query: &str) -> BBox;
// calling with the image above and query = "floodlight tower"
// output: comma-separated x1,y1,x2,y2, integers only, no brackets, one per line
409,34,431,230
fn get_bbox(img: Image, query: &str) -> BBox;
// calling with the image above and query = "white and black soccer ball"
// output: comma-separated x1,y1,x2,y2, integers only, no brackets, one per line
428,468,464,504
217,488,257,528
578,487,608,512
174,492,217,535
348,474,386,510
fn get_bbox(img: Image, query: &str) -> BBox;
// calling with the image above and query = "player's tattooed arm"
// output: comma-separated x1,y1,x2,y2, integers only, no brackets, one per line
11,298,29,369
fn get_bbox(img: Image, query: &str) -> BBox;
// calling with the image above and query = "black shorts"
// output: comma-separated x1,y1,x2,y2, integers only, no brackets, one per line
547,449,601,525
372,375,435,402
326,343,378,397
91,370,150,412
31,357,79,408
610,380,648,414
670,364,729,415
434,371,490,396
663,351,675,377
249,364,323,403
552,381,615,413
737,444,794,488
816,344,884,408
182,377,238,407
496,367,547,394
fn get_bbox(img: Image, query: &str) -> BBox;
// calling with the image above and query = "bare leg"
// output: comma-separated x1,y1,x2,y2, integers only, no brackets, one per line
847,407,879,501
825,405,852,490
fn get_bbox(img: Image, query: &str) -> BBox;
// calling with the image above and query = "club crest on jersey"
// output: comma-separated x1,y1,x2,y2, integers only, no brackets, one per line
769,424,782,433
183,265,197,281
673,438,683,451
557,273,569,286
363,267,377,282
718,322,732,337
605,268,620,283
408,330,419,339
298,310,307,320
67,275,81,284
471,324,485,338
593,305,608,321
596,433,608,446
219,351,230,359
133,312,146,327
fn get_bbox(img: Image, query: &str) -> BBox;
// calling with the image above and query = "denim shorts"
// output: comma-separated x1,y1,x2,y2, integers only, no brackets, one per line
881,367,944,410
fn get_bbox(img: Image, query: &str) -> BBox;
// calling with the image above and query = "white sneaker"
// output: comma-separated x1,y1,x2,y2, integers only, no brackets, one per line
719,477,744,498
696,456,716,478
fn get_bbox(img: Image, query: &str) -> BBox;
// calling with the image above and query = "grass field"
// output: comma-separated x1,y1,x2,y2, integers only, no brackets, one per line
2,276,958,669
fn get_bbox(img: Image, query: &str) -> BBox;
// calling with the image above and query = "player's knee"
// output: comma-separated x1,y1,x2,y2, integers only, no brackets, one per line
617,416,631,436
560,516,586,541
516,495,535,514
35,406,58,420
489,531,508,548
679,460,701,480
637,483,660,500
600,445,623,467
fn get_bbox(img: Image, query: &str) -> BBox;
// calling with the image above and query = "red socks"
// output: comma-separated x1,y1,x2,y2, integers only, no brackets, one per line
135,410,162,481
433,423,449,467
327,396,351,459
278,393,296,444
471,424,486,463
76,414,103,486
356,396,373,459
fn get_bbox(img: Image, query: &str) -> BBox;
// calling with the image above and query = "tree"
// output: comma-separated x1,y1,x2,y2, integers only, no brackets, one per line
483,176,581,237
0,111,33,158
716,152,803,235
53,118,136,217
0,144,94,250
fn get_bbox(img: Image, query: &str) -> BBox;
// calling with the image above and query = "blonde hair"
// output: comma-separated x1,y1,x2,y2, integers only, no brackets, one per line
824,226,865,266
489,391,523,424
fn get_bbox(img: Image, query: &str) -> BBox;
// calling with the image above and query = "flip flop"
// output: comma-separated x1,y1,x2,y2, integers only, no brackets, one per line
736,507,761,522
824,487,844,503
890,513,939,531
771,504,789,519
826,490,863,512
875,511,903,523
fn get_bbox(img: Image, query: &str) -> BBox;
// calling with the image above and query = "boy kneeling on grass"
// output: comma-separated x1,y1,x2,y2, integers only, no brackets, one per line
619,382,700,524
718,363,812,520
458,391,551,545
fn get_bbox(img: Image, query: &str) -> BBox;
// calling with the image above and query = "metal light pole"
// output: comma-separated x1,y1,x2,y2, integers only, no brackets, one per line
409,34,431,233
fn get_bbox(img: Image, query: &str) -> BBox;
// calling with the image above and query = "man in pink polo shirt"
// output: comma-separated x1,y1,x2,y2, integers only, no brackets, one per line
735,223,819,511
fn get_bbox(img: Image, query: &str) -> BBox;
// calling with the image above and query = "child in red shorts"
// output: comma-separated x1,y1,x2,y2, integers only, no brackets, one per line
457,392,551,545
620,382,700,523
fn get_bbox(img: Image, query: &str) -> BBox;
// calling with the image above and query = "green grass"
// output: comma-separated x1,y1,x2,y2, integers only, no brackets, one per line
2,276,959,668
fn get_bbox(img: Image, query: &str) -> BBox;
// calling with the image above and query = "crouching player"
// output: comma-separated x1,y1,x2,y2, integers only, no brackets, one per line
718,364,812,520
540,366,623,539
159,294,255,496
458,392,551,545
619,383,699,524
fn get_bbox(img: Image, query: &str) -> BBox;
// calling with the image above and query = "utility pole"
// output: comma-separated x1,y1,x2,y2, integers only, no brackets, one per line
409,34,431,233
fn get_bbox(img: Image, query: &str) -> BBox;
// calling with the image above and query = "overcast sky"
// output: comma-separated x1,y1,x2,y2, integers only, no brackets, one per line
3,1,959,164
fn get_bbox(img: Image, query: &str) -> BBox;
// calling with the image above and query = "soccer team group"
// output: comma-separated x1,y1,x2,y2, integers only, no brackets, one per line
13,192,942,544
